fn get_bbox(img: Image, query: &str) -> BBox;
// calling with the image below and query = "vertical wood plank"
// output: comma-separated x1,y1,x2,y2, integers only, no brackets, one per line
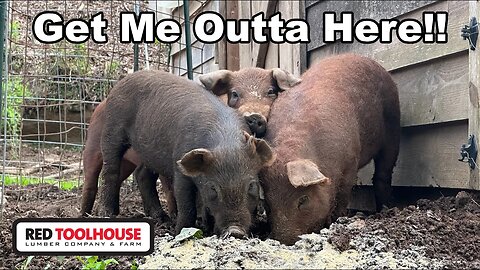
468,1,480,190
253,0,278,68
226,0,240,71
299,0,308,74
238,1,252,68
278,0,301,75
216,0,227,70
265,43,279,69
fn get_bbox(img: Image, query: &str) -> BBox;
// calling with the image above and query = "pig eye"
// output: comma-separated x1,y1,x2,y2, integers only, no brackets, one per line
267,87,277,98
229,90,239,107
297,195,309,210
208,185,218,201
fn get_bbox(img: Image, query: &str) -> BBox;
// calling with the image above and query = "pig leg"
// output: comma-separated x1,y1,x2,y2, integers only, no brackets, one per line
80,148,103,216
173,173,197,234
99,130,128,217
372,142,399,212
82,151,137,217
133,166,170,222
159,176,177,218
332,170,357,221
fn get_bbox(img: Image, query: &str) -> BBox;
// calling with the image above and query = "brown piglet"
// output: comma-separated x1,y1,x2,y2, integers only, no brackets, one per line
199,67,301,137
260,54,400,245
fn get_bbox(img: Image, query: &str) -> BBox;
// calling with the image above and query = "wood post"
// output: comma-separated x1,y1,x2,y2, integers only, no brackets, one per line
468,1,480,190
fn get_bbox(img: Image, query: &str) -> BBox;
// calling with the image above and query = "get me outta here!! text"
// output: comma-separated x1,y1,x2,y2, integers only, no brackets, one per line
32,11,310,44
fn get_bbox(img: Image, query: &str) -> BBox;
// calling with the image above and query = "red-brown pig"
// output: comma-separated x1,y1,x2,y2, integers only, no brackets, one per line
199,68,301,137
80,101,174,221
260,54,400,245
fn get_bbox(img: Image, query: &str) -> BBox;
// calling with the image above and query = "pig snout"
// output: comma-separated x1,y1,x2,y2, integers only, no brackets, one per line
245,114,267,137
269,226,300,245
269,214,301,245
222,225,247,239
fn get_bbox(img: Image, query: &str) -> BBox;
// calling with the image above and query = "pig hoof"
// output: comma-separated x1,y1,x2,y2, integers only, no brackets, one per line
222,226,247,239
152,211,171,224
97,209,116,218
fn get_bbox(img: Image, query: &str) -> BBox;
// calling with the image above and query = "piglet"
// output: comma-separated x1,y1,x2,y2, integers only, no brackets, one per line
260,54,401,245
99,70,275,238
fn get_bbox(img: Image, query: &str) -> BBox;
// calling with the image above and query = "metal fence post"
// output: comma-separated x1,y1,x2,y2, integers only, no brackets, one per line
183,0,193,80
133,0,140,72
0,0,8,221
0,1,8,120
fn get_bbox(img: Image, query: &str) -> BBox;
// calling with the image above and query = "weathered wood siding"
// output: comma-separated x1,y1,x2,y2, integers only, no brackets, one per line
167,0,220,79
162,1,477,190
238,1,303,76
306,0,474,189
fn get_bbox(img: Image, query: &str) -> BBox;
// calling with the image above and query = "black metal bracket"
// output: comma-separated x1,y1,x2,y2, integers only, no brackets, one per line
459,135,477,169
461,17,478,51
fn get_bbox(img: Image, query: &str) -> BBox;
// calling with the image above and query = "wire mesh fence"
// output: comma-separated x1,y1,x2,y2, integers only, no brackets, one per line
0,0,208,218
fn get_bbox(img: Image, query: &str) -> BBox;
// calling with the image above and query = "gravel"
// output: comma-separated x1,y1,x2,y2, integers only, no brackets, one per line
141,192,480,269
140,214,449,269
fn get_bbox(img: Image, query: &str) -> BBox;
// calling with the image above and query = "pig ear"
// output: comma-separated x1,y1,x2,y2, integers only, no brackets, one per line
272,68,301,92
286,159,332,188
255,139,276,167
243,130,252,142
177,148,214,177
198,70,233,96
244,132,276,167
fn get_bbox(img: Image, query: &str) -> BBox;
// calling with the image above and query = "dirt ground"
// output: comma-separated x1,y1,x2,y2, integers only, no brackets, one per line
0,181,170,269
2,144,84,180
0,181,479,269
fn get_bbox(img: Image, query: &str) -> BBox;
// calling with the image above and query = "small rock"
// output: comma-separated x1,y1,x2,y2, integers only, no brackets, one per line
0,189,6,208
406,205,417,211
455,191,470,209
373,241,387,252
348,219,366,230
354,211,366,219
336,216,349,224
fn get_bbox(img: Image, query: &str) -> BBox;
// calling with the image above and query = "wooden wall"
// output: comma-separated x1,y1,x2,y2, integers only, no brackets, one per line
238,1,303,77
306,0,476,189
168,0,220,79
163,1,479,190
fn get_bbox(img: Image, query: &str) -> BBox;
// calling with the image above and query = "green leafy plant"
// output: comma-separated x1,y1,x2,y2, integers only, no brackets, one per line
105,60,120,78
4,175,79,190
130,260,139,270
17,256,34,270
76,256,118,270
1,77,30,140
10,20,20,41
174,227,203,242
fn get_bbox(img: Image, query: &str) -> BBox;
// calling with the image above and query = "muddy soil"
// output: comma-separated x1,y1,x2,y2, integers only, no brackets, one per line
0,181,170,269
1,182,479,269
141,191,480,269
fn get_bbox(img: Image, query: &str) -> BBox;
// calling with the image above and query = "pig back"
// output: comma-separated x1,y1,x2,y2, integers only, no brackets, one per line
106,70,246,177
266,54,399,175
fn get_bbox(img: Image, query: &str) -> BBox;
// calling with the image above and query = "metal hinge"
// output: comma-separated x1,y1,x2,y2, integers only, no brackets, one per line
459,135,477,169
461,17,478,51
